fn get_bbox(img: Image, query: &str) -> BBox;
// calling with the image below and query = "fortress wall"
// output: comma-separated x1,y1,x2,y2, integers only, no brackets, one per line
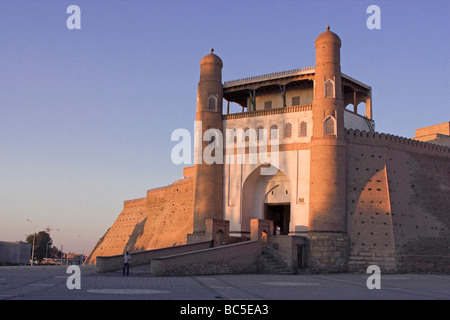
85,177,194,265
346,130,450,272
84,197,148,265
386,149,450,272
346,142,396,271
125,176,194,252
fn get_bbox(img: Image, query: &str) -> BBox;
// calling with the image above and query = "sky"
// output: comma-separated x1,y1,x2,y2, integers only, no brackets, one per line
0,0,448,255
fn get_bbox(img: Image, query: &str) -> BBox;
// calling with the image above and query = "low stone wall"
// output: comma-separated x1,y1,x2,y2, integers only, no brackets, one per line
306,232,350,272
397,253,450,273
348,251,396,273
268,235,306,272
96,241,212,273
396,236,450,273
151,240,262,276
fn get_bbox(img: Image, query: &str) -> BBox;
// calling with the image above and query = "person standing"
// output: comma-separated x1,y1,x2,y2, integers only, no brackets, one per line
123,251,131,276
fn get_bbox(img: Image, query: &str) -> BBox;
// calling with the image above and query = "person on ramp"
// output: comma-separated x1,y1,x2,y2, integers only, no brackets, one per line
123,251,131,276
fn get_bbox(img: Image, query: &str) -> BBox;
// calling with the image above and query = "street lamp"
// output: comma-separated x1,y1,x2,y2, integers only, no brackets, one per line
56,228,65,266
27,219,36,266
45,226,52,262
45,240,51,261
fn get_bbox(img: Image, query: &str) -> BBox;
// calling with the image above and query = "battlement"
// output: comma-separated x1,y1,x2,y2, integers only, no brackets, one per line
345,129,450,156
123,197,147,208
145,175,193,198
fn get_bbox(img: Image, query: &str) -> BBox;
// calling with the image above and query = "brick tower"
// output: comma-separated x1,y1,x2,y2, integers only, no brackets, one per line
308,26,349,271
191,49,224,239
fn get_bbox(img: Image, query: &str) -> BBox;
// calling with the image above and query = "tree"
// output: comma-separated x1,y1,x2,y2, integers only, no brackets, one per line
48,246,60,259
25,231,53,263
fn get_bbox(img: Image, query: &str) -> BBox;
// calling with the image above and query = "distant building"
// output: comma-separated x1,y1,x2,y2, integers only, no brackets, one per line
413,122,450,147
63,253,85,265
0,241,31,265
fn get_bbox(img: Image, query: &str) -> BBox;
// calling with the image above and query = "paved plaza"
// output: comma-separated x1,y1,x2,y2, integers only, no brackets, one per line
0,265,449,301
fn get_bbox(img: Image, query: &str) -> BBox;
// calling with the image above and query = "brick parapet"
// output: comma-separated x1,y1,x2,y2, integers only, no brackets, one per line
123,197,147,208
345,129,450,156
146,176,193,199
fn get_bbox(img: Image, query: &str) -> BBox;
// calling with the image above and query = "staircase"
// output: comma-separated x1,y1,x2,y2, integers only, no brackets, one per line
259,247,292,275
364,116,375,132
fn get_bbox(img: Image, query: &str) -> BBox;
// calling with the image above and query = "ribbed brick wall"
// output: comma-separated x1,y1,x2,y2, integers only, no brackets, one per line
345,129,450,273
85,177,194,265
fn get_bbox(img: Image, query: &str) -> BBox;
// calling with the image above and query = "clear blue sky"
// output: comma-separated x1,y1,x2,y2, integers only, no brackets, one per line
0,0,448,254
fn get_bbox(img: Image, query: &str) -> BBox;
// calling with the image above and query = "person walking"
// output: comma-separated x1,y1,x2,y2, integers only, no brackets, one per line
275,225,281,235
123,251,131,276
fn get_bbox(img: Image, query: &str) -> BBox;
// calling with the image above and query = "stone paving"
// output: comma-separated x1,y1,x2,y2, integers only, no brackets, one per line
0,265,449,300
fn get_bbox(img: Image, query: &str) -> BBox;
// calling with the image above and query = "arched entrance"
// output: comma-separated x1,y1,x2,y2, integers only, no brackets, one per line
265,204,290,235
241,165,291,235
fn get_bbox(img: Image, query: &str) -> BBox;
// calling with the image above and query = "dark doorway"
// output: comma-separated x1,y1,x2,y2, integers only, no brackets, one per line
265,204,290,235
297,244,305,269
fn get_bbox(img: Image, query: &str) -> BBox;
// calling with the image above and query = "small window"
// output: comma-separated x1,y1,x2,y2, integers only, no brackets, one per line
284,123,292,139
270,124,278,140
231,129,237,143
257,125,265,141
324,117,335,135
324,79,335,98
208,95,217,111
243,127,250,142
264,101,272,110
292,96,300,106
299,121,307,137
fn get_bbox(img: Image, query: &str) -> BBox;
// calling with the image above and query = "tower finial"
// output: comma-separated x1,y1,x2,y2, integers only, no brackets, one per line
210,48,214,53
326,25,330,31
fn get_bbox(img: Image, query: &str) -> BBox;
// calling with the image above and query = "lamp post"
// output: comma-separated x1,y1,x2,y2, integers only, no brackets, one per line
27,219,36,266
45,226,52,262
45,240,51,261
56,228,65,266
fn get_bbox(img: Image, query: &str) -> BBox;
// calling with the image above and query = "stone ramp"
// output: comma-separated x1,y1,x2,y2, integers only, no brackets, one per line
150,240,262,276
96,220,311,277
95,241,213,273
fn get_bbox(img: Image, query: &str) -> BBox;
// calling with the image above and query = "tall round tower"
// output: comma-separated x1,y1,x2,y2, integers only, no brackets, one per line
312,25,345,140
192,49,224,236
308,27,349,271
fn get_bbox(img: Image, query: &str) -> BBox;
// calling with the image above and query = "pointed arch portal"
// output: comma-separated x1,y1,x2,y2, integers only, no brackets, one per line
241,165,291,235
